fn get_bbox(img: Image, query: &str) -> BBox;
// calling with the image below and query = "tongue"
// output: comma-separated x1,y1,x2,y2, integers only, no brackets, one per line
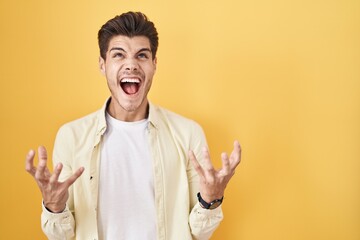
122,83,138,95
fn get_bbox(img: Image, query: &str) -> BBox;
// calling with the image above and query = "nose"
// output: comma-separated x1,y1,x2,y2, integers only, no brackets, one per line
124,58,139,72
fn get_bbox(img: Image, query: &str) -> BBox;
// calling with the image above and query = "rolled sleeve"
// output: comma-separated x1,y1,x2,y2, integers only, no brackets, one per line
189,203,224,240
41,202,75,240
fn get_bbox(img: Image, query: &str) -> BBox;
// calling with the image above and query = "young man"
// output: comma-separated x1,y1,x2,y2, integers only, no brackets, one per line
25,12,241,240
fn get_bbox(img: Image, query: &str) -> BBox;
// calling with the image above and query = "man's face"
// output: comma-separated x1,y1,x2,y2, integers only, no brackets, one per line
99,35,157,120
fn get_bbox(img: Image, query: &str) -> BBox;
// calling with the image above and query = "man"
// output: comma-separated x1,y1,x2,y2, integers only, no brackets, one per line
25,12,241,240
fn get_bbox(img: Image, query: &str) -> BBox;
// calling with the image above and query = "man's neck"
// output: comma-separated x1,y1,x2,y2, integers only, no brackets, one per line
106,99,149,122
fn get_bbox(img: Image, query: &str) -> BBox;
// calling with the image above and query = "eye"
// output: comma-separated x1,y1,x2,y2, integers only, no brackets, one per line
113,52,124,58
138,53,149,59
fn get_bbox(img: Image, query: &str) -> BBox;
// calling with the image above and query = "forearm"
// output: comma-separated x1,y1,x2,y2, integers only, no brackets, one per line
42,126,76,240
186,123,224,238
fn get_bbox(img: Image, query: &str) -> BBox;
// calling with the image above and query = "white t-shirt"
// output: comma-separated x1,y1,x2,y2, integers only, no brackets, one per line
98,113,156,240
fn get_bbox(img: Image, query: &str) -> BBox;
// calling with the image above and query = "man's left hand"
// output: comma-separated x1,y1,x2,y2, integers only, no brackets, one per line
189,140,242,204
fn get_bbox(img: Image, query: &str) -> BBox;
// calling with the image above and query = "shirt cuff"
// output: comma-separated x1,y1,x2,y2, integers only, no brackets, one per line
41,201,72,222
192,202,223,217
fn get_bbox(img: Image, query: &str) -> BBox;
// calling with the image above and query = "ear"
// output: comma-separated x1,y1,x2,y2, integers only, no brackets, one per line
153,57,157,72
99,56,106,75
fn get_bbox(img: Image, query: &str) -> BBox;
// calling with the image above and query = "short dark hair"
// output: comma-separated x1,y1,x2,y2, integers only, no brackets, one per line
98,12,159,60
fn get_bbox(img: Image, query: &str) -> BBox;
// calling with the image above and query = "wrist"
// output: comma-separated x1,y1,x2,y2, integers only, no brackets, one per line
201,194,223,203
197,192,223,210
43,201,66,213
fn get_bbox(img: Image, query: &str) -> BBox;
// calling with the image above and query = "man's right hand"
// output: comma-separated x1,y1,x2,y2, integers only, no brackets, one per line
25,146,84,213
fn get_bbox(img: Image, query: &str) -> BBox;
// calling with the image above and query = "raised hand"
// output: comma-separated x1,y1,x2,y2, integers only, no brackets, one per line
25,146,84,213
189,140,241,204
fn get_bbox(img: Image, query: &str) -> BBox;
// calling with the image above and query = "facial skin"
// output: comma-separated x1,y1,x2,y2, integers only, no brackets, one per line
99,35,157,122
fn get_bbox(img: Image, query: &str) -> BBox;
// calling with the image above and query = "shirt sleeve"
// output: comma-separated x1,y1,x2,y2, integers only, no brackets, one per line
189,203,224,239
41,125,76,240
41,203,76,240
187,122,224,239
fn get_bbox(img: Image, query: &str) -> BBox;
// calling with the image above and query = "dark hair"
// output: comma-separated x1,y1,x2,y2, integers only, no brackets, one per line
98,12,159,60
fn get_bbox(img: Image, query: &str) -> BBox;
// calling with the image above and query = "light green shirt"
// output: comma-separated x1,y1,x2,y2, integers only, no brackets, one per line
41,99,223,240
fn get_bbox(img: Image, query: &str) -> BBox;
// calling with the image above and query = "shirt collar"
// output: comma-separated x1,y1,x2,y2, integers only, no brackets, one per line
148,101,159,130
95,98,109,137
96,97,159,136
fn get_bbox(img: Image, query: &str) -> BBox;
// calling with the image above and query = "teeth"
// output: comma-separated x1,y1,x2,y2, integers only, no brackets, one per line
121,78,140,83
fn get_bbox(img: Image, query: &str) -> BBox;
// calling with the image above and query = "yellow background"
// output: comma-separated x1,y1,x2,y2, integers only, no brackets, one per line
0,0,359,239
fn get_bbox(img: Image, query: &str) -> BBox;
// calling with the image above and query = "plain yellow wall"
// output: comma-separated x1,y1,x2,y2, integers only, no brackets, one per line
0,0,359,239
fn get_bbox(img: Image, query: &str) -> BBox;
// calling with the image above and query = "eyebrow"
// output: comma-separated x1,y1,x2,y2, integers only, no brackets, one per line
109,47,152,55
109,47,126,52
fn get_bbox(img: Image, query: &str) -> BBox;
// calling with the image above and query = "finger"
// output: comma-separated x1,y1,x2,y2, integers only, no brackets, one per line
188,150,205,177
49,163,63,184
25,149,36,176
221,152,230,175
37,146,48,169
230,140,242,169
64,167,85,187
35,146,49,180
202,147,215,172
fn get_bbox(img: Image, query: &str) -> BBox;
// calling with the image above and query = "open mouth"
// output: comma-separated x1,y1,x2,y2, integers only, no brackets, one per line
120,78,141,95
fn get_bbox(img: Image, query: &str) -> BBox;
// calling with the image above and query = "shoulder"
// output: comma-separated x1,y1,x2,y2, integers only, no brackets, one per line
60,109,102,130
55,107,104,141
149,104,206,143
150,104,202,131
150,104,208,153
